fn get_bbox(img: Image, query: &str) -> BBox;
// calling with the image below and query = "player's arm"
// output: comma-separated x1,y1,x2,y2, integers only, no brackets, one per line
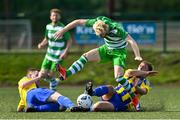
38,37,48,49
133,79,151,95
126,69,158,78
135,85,148,95
54,19,87,39
126,34,142,61
19,77,41,88
17,99,25,112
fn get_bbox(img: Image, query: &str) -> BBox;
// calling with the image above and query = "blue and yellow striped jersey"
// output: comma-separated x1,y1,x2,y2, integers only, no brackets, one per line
115,69,151,111
115,85,131,105
124,69,151,95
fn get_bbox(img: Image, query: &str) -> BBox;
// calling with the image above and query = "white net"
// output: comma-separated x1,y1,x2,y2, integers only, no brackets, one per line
0,19,32,50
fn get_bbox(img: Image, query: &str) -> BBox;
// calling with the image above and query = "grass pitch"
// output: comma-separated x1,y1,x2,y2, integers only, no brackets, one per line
0,85,180,119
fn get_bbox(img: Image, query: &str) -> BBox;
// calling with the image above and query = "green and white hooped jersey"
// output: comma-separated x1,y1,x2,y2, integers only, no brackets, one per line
45,22,70,62
85,16,128,49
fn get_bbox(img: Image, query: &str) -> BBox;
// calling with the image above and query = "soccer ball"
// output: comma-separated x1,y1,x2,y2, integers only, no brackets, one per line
77,94,93,109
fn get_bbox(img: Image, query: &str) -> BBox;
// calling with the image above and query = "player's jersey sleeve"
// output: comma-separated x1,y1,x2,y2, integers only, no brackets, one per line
85,19,97,27
124,69,133,79
109,21,128,39
140,79,151,94
116,25,128,39
18,77,37,90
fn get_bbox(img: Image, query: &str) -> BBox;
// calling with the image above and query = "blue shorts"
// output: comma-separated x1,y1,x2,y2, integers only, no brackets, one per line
102,92,130,112
26,88,55,107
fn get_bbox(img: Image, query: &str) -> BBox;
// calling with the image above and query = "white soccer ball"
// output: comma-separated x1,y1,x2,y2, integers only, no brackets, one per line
77,94,93,109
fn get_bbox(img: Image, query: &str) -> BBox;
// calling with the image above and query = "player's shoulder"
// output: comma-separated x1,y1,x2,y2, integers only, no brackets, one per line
18,76,31,85
19,76,28,81
124,69,133,77
125,69,133,72
143,78,151,86
46,23,52,29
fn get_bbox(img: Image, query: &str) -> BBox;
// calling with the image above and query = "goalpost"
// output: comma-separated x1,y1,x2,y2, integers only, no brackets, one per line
0,19,32,50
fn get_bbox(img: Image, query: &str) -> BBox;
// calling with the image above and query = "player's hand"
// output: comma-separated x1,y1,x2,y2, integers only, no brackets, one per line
147,71,158,76
38,43,43,49
54,29,64,40
133,78,139,87
59,52,67,60
135,56,143,61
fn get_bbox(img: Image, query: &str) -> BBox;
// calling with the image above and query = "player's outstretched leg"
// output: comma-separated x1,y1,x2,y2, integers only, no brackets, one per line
56,55,88,80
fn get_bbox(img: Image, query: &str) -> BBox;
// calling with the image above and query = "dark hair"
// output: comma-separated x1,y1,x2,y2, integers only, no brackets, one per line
50,8,61,14
141,61,153,71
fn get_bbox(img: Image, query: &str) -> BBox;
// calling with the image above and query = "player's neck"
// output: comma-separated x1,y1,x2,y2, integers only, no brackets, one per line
52,21,59,26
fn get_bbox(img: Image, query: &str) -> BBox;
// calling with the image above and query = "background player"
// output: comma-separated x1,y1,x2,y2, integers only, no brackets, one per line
123,61,158,110
37,8,72,90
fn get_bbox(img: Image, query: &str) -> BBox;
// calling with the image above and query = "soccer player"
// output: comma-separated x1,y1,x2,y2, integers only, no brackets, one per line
17,68,86,112
123,61,158,111
55,16,142,99
37,8,72,90
84,61,157,112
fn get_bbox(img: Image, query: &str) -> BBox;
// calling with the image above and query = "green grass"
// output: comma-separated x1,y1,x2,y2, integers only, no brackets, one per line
0,50,180,85
0,85,180,119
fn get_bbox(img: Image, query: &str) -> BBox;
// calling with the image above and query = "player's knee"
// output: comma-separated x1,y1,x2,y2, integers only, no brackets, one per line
92,102,104,112
82,53,89,59
48,92,61,102
101,85,114,99
92,101,114,112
